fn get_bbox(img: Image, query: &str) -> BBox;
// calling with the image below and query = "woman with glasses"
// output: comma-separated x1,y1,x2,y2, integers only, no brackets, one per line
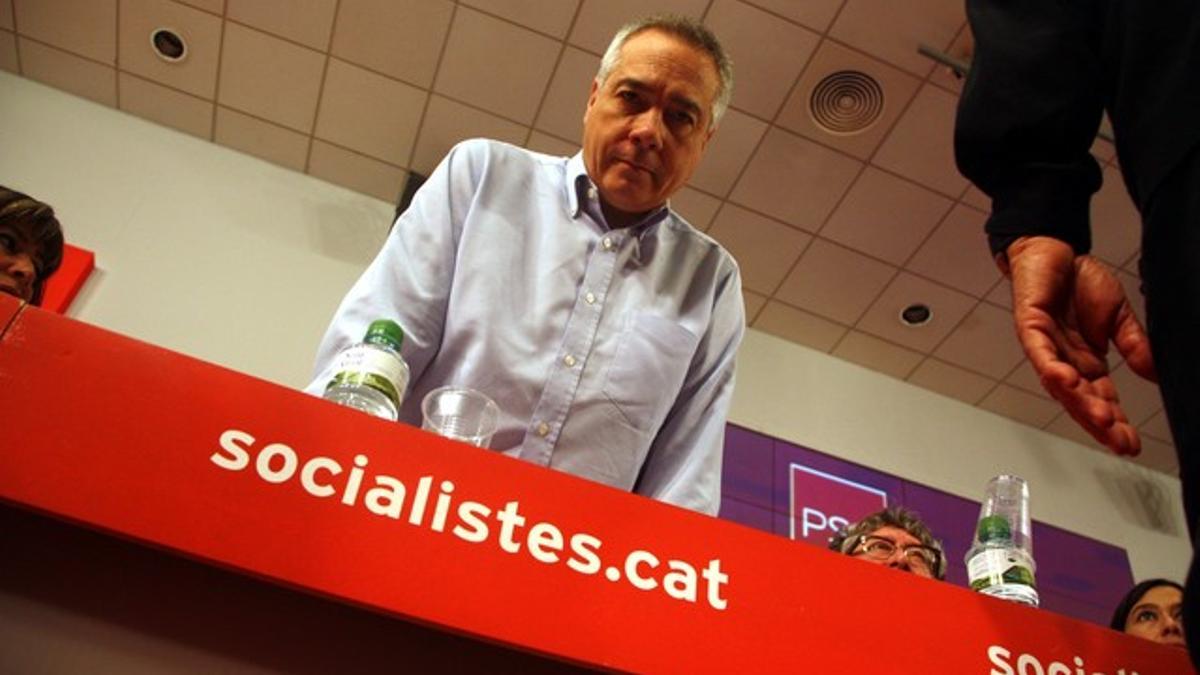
1110,579,1186,648
828,507,947,580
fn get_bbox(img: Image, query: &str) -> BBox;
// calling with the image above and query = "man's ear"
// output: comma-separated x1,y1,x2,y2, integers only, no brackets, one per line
583,78,600,124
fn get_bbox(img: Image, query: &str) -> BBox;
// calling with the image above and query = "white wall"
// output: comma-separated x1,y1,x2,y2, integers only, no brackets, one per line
1,71,1189,584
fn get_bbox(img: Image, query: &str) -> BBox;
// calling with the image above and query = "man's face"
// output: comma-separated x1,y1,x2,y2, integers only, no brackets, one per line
582,29,719,223
0,223,41,302
852,525,938,579
1124,585,1186,648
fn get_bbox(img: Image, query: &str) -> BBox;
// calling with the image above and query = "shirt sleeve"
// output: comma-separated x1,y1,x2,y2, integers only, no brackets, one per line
304,141,482,396
954,0,1105,257
632,262,746,516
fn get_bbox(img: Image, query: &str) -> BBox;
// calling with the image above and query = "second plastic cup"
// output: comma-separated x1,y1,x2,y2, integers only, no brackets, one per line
420,386,499,448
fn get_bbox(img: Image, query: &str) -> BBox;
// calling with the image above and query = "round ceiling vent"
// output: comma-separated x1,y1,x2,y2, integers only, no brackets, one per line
150,27,188,63
809,70,884,135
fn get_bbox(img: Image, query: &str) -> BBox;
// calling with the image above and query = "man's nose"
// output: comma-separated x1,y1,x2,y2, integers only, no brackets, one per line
629,108,664,150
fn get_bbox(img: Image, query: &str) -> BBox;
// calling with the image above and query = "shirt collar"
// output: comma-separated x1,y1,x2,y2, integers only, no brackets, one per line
567,151,671,235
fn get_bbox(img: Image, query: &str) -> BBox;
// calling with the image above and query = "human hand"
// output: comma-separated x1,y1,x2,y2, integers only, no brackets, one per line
1005,236,1157,456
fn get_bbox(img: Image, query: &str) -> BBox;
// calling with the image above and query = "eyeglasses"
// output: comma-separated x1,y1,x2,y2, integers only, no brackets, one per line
853,535,940,575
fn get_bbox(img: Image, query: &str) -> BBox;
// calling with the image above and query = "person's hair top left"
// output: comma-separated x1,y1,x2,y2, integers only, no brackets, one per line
0,186,65,305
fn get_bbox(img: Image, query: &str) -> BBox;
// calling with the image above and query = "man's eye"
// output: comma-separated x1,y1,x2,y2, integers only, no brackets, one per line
668,110,696,128
0,233,15,253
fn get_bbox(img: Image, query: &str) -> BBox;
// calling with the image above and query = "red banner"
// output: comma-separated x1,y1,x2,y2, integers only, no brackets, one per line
0,293,1191,674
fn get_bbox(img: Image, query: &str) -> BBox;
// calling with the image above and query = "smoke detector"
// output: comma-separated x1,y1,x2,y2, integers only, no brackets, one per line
808,70,884,135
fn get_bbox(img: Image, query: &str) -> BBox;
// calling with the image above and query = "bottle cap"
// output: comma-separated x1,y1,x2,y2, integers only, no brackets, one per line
976,514,1012,543
364,319,404,350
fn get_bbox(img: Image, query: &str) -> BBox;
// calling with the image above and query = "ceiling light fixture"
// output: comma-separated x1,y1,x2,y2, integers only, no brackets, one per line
150,27,188,63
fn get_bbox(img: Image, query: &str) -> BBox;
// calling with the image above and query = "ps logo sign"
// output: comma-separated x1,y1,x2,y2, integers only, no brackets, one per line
789,464,888,546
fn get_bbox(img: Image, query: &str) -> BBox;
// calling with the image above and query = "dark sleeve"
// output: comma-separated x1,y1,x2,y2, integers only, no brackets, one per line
954,0,1106,256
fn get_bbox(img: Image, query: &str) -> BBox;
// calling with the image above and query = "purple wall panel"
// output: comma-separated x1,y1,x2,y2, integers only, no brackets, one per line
721,425,774,510
718,497,773,534
897,482,981,588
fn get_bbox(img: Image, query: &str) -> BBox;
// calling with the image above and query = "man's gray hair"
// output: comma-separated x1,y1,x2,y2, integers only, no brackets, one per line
827,507,947,580
595,14,734,130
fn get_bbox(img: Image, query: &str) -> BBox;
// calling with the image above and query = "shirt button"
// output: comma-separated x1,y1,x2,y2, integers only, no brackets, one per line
584,292,596,305
602,236,614,251
587,187,598,201
536,422,551,437
563,354,577,367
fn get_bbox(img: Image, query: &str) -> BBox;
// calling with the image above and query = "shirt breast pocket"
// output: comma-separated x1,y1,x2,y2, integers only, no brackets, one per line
601,312,700,433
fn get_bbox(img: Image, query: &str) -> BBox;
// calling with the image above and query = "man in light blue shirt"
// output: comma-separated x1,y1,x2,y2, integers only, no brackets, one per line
307,15,744,515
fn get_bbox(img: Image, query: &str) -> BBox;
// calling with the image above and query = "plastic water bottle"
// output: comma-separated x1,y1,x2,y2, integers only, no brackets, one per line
965,475,1039,607
323,319,410,421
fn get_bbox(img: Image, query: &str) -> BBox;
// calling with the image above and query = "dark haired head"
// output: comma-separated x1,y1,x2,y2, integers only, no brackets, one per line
0,186,65,305
1109,578,1184,631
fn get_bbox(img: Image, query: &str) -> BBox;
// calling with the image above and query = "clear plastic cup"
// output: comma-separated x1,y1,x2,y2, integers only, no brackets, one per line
420,386,499,448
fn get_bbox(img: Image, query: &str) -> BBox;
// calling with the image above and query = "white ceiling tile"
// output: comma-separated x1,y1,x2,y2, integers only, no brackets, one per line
688,108,767,197
214,106,310,172
906,204,998,296
1044,411,1109,452
331,0,453,89
776,39,922,161
832,330,923,380
820,166,952,265
670,185,721,230
704,0,819,119
568,0,707,54
961,183,990,211
707,204,811,295
14,0,115,63
743,288,767,322
218,23,325,132
176,0,222,13
873,84,968,197
410,95,528,175
18,37,115,106
932,301,1024,379
525,131,579,157
985,280,1011,310
1003,360,1051,399
856,271,975,352
314,58,426,165
1090,164,1141,267
752,301,848,353
743,0,843,32
774,237,895,325
119,0,222,98
118,72,213,139
435,7,560,125
1139,409,1173,444
227,0,337,50
978,384,1062,429
1137,437,1179,476
461,0,580,39
308,140,407,203
907,357,996,406
0,31,15,73
1091,134,1116,165
729,127,861,232
1110,362,1164,427
534,46,598,142
830,0,963,77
